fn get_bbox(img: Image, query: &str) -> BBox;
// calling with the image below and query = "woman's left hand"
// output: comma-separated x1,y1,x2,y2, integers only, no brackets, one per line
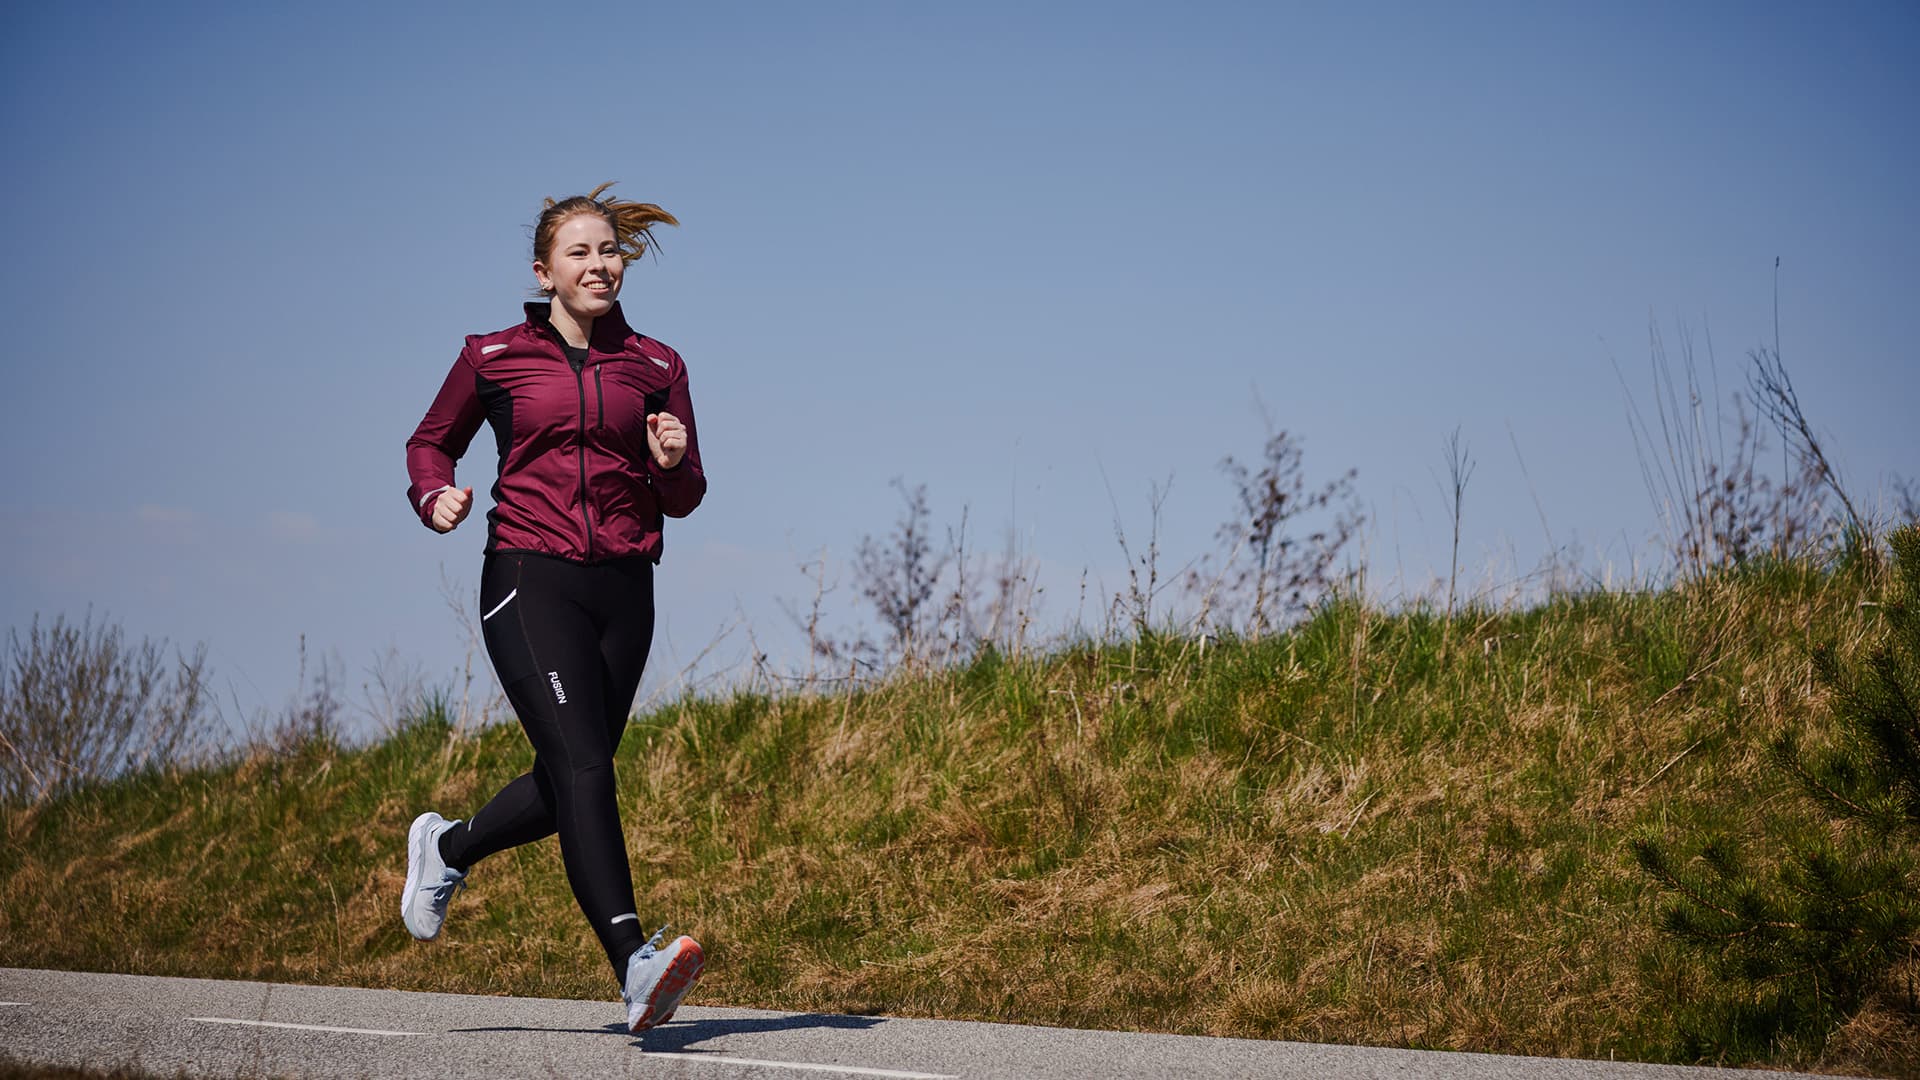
647,411,687,469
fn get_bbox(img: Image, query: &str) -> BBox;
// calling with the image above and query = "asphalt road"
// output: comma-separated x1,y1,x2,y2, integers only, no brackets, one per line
0,968,1857,1079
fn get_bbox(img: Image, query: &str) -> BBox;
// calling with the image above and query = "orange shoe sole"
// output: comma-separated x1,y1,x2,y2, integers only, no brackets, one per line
630,937,704,1032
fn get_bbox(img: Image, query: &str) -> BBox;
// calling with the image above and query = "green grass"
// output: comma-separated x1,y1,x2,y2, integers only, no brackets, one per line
2,556,1914,1077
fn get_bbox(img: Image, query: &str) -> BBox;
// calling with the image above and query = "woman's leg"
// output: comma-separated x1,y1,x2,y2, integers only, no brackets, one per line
583,559,704,1030
436,554,558,870
442,554,648,975
436,769,555,871
594,558,656,750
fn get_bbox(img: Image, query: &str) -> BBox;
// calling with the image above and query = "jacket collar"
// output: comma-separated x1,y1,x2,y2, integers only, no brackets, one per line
522,301,637,354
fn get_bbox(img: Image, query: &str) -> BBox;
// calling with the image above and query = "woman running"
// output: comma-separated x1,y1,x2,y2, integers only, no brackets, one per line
399,183,706,1032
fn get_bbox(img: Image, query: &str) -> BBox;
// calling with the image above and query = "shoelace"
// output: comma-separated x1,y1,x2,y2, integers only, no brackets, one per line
625,925,676,1008
419,867,466,904
635,924,670,960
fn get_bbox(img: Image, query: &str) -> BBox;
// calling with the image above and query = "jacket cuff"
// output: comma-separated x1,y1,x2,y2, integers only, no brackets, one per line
416,485,451,527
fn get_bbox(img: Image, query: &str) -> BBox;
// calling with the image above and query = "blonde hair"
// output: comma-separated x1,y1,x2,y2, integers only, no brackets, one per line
533,182,678,294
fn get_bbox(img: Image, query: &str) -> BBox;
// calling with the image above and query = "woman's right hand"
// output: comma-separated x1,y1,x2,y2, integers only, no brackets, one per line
431,486,474,533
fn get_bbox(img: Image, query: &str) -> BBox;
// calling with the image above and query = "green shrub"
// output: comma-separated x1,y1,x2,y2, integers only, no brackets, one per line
1633,527,1920,1059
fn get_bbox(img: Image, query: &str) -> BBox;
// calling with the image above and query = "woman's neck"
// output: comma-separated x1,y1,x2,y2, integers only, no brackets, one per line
547,303,593,350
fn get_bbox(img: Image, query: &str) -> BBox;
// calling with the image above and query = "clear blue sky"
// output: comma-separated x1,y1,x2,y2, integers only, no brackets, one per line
3,3,1915,737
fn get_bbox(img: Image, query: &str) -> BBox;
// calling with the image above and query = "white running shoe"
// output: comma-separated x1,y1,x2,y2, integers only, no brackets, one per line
401,811,466,940
623,927,704,1032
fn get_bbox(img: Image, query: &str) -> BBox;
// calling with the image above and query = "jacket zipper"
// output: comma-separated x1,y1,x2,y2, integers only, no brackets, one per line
594,366,605,430
567,351,596,560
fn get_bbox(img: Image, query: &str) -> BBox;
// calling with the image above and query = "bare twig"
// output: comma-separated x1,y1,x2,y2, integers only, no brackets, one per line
1190,412,1363,639
1632,737,1706,796
1437,427,1476,662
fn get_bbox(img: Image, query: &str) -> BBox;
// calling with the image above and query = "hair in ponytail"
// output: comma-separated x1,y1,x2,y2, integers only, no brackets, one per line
532,182,678,293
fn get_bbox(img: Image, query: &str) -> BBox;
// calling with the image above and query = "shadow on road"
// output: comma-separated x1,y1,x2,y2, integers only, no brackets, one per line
639,1012,887,1052
448,1011,888,1050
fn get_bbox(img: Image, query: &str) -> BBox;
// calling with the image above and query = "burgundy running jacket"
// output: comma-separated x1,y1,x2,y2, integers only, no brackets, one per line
405,302,706,563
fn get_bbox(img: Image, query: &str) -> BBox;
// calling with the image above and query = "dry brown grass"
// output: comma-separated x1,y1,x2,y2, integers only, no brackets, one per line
2,557,1914,1075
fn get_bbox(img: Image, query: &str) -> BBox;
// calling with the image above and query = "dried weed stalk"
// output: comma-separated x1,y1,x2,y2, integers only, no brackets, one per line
1190,427,1362,639
853,479,950,665
1617,318,1829,579
1105,472,1178,638
0,611,211,804
1438,426,1476,662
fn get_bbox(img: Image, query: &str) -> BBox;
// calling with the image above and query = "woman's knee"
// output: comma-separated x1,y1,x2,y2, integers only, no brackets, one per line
552,757,618,806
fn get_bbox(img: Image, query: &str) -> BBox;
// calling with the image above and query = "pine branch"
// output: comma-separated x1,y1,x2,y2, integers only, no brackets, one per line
1634,838,1804,931
1775,748,1883,822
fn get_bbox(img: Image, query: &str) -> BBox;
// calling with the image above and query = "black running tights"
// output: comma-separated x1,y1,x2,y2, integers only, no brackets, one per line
435,552,653,978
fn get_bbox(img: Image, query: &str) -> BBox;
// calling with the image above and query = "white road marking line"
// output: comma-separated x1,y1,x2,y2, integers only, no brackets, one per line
185,1017,950,1077
642,1053,954,1079
187,1017,423,1037
0,1002,29,1006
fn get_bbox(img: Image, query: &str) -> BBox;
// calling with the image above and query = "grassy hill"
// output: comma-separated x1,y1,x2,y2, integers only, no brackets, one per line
2,556,1914,1076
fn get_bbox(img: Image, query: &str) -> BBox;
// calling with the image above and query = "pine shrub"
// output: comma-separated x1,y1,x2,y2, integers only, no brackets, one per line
1632,527,1920,1060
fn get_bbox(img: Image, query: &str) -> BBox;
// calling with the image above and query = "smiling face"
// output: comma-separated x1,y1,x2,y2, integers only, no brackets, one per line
533,213,624,322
